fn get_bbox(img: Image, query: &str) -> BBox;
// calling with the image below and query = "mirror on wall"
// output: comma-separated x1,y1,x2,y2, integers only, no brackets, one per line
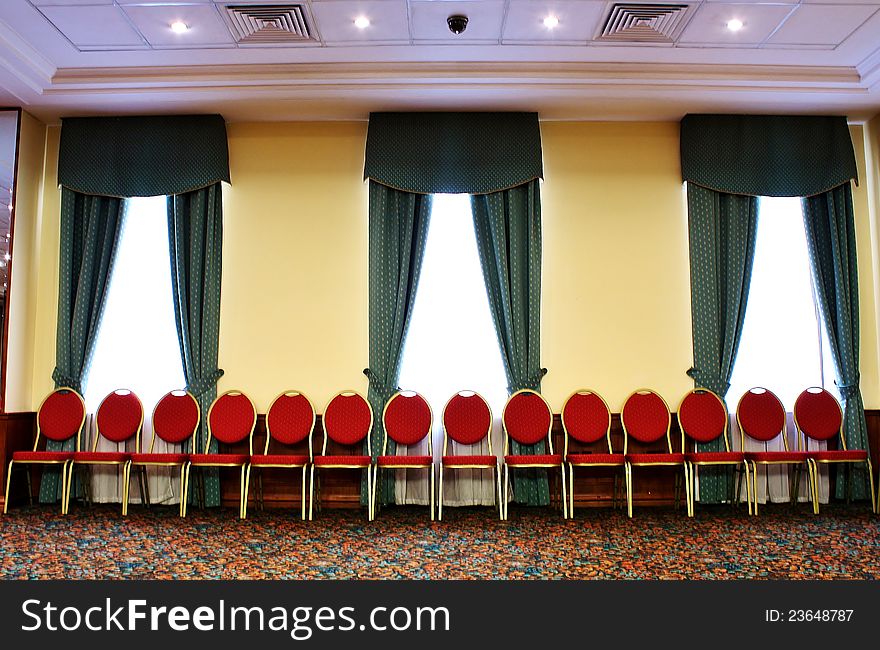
0,109,21,412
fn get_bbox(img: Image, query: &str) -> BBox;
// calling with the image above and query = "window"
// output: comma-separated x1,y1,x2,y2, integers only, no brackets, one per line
83,195,185,503
396,194,507,505
728,196,836,411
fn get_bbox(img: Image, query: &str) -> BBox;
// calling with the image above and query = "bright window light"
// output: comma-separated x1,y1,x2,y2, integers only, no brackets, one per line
728,196,834,411
85,195,185,433
398,193,508,437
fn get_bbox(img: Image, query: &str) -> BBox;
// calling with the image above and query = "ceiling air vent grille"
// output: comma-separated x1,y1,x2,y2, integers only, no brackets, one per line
224,4,314,44
598,3,692,43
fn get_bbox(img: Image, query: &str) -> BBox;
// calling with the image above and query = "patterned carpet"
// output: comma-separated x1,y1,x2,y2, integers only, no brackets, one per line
1,504,878,579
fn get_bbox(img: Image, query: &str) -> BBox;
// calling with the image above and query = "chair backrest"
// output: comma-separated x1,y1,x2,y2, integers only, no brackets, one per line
382,391,433,455
794,387,844,449
442,390,493,454
150,390,200,452
736,387,788,449
678,388,729,451
561,390,613,455
621,389,672,454
94,389,143,450
322,391,373,455
266,390,316,456
502,389,553,454
36,388,86,450
207,390,257,454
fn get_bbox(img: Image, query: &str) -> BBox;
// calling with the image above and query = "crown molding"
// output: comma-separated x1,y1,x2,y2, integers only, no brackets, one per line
47,61,864,95
0,18,55,94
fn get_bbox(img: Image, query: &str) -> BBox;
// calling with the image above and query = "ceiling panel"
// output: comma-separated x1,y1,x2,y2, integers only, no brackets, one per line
122,4,234,47
32,0,114,6
679,3,795,45
38,4,146,47
767,4,879,45
311,0,410,43
410,1,505,42
502,0,606,43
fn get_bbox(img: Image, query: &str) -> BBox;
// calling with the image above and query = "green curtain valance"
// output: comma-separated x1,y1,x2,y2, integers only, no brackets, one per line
364,112,543,195
58,114,230,197
680,114,858,198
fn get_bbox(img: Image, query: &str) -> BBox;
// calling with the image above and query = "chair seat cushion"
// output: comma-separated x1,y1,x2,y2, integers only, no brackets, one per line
12,450,73,462
745,451,810,463
808,449,867,462
250,454,310,466
685,451,745,463
73,451,129,463
442,455,497,467
566,453,625,465
314,455,371,467
378,455,433,467
130,452,189,464
504,454,562,466
189,453,248,465
627,453,685,464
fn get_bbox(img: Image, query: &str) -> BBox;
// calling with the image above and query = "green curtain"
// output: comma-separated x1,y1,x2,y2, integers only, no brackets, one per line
39,188,126,503
802,184,870,500
686,184,759,503
470,180,548,506
168,183,225,507
365,181,432,505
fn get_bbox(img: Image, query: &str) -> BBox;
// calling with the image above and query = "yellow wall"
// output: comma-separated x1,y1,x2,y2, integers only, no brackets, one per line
12,119,880,414
4,111,46,411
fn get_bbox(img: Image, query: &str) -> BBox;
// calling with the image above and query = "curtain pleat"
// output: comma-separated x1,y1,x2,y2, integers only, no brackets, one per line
365,181,433,505
686,184,759,503
470,180,548,506
802,183,870,500
167,183,225,507
40,188,125,503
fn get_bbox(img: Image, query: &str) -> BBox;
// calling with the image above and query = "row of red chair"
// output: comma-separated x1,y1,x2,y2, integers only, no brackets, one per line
4,385,875,520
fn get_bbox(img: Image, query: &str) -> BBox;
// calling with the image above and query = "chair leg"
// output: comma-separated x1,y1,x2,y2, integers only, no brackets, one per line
367,465,373,522
63,463,75,515
242,464,252,520
625,463,633,518
181,464,191,517
560,464,568,519
438,465,444,521
429,465,435,521
239,465,248,520
751,461,760,516
24,465,33,507
673,471,681,510
568,463,575,519
308,466,316,521
865,459,877,514
685,464,693,517
372,466,380,521
502,464,509,521
496,464,504,521
3,461,14,514
257,470,264,512
301,466,308,521
178,465,187,517
140,466,151,508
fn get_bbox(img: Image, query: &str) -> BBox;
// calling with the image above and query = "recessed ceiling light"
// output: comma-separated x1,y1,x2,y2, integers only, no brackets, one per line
354,16,370,29
170,21,190,34
543,15,559,29
726,18,743,32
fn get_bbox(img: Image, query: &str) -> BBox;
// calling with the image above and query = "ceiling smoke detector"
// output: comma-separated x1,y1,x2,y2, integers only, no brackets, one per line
447,15,468,35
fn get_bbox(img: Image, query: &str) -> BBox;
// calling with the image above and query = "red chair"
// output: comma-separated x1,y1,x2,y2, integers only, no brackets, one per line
794,387,876,514
311,390,373,521
245,390,314,520
737,387,815,515
374,390,434,520
3,388,85,515
562,389,625,516
67,389,143,516
128,390,200,517
679,388,751,516
184,390,256,519
439,390,502,521
501,389,565,520
622,389,689,518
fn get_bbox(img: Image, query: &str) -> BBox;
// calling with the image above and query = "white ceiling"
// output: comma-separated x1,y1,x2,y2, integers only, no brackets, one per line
0,0,877,121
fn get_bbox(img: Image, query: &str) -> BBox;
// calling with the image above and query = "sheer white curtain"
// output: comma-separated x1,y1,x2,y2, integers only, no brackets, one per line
396,194,508,507
83,196,186,504
724,196,832,504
